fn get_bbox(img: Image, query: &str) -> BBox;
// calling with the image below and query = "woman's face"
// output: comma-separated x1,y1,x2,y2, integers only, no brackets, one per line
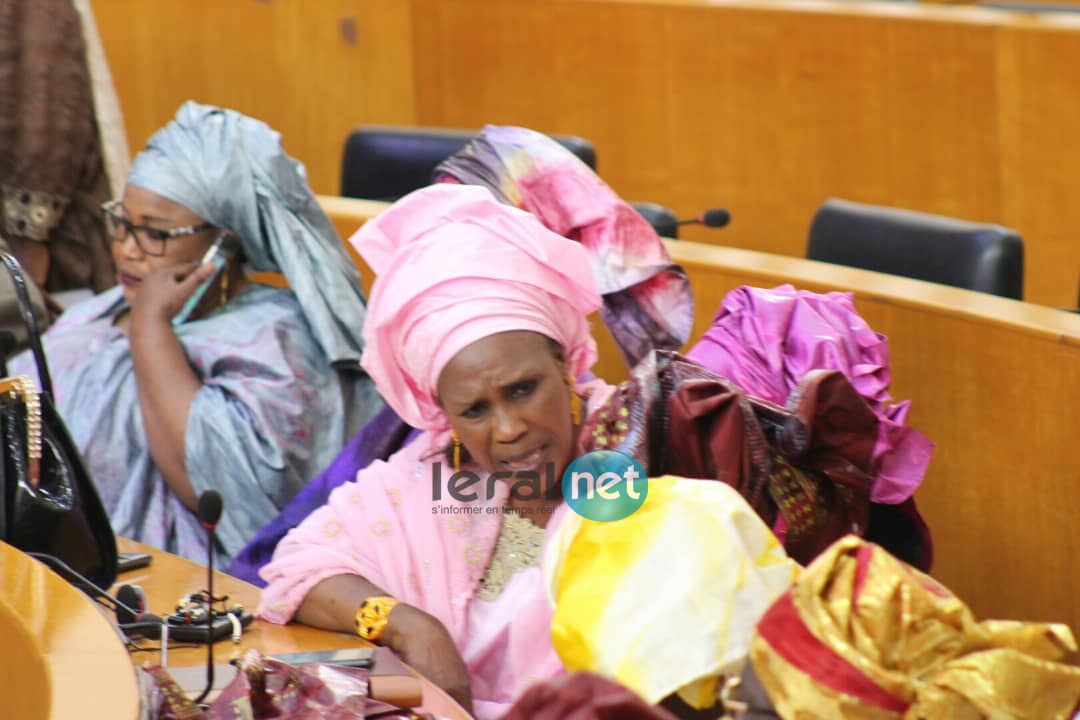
109,184,218,305
437,330,578,487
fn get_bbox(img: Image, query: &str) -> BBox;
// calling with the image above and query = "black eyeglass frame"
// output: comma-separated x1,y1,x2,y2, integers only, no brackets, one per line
101,199,215,257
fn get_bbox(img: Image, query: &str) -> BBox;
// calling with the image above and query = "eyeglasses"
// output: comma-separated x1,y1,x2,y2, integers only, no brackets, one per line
101,199,214,257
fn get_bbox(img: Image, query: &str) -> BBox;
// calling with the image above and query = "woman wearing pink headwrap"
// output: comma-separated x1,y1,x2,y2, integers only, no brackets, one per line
257,184,931,717
258,184,613,715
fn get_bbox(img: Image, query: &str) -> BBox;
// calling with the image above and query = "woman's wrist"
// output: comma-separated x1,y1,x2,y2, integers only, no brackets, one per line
130,300,174,329
379,602,427,650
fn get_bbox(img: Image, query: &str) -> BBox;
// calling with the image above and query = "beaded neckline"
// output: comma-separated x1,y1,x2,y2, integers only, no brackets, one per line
475,511,546,601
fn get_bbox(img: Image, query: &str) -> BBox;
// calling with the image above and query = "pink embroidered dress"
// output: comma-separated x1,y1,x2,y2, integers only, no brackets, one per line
259,184,612,718
259,384,614,718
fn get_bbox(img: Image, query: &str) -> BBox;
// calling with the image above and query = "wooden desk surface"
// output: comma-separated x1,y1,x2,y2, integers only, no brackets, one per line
115,538,472,719
1,542,139,720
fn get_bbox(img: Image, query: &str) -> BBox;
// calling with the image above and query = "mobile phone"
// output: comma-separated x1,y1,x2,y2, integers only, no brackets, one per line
267,647,375,668
171,232,237,326
117,551,153,573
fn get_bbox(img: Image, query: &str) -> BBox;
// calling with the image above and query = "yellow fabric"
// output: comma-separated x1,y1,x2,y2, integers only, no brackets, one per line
750,536,1080,719
545,475,798,707
750,645,899,720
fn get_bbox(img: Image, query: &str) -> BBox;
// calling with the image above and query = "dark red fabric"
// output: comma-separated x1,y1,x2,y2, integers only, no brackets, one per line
852,542,874,604
500,672,679,720
580,351,935,567
664,378,762,510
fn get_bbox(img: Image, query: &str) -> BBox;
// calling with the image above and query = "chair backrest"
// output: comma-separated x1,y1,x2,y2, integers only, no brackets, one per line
629,201,679,239
807,198,1024,299
341,125,597,202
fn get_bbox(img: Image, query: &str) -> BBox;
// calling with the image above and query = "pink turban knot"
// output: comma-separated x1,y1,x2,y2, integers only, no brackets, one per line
352,184,602,432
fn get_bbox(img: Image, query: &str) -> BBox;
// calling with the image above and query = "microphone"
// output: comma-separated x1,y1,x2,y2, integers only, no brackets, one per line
198,490,223,530
116,583,156,624
674,208,731,229
194,490,223,705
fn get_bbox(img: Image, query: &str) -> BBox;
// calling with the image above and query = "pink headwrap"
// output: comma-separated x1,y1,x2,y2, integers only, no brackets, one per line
352,184,602,432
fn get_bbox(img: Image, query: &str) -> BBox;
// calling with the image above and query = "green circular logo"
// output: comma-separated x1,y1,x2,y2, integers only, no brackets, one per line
562,450,648,521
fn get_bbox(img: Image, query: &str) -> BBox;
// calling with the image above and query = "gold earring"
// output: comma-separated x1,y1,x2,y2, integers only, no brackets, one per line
451,430,462,473
567,373,581,425
219,265,230,306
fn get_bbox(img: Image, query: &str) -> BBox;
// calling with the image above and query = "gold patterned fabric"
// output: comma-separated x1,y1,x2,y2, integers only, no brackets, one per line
476,510,545,601
750,536,1080,719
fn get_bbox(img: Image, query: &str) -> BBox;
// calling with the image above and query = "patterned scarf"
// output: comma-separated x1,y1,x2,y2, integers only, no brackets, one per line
435,125,693,368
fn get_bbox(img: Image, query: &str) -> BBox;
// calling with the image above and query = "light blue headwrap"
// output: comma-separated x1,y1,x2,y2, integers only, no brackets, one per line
127,101,365,365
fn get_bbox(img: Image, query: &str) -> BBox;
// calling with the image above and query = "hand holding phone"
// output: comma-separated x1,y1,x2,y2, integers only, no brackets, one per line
117,551,153,573
171,233,238,326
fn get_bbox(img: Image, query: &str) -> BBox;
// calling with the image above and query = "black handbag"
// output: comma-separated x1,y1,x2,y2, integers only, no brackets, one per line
0,251,117,589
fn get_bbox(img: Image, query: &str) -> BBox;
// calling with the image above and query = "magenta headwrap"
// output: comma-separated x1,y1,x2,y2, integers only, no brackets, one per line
352,184,602,432
687,284,934,504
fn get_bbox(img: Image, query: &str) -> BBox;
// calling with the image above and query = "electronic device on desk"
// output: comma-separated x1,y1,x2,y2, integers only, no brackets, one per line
269,648,375,669
116,583,254,643
117,551,152,573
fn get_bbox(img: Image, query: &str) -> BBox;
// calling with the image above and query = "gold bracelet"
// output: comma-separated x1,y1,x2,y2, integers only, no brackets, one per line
355,596,399,642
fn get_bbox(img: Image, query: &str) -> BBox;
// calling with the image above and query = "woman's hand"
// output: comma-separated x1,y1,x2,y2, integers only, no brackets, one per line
296,576,474,712
131,261,215,324
384,604,474,713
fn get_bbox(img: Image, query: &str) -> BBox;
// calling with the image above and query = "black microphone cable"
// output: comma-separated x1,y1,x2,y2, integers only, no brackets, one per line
25,552,138,618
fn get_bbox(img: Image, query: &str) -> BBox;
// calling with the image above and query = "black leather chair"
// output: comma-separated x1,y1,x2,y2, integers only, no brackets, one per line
807,198,1024,299
629,201,679,239
340,125,683,238
340,125,597,202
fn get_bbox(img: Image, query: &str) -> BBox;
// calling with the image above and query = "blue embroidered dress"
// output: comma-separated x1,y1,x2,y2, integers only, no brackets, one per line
11,284,378,565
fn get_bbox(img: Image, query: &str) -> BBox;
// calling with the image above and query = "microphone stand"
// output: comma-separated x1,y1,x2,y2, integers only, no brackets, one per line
193,489,223,706
193,539,215,705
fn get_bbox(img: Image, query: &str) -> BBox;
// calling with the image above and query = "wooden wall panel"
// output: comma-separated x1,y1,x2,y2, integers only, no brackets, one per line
997,16,1080,312
92,0,416,195
663,3,1001,258
93,0,1079,306
410,0,1078,307
411,2,1001,257
411,0,675,205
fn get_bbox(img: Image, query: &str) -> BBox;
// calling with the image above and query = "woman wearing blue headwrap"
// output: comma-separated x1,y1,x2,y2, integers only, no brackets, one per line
10,102,381,564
